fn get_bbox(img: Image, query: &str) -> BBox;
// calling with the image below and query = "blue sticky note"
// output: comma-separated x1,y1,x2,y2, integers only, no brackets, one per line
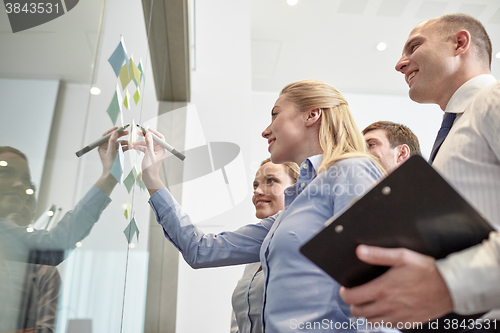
138,60,145,83
108,36,129,77
124,217,140,243
110,143,124,183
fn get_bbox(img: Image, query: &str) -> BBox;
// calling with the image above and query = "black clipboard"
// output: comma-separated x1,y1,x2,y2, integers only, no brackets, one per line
300,155,494,288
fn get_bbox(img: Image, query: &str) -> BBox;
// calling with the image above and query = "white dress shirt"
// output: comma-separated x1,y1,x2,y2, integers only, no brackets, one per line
433,75,500,317
230,262,264,333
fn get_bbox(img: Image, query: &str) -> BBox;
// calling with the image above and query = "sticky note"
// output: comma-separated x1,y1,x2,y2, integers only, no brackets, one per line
110,143,124,183
129,57,142,88
129,118,138,146
136,171,146,191
133,89,140,105
124,201,131,220
123,89,130,110
138,59,145,83
119,63,132,90
123,168,138,193
106,84,122,126
123,217,140,243
108,36,128,77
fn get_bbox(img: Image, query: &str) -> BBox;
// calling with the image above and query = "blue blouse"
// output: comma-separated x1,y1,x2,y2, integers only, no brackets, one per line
149,156,385,332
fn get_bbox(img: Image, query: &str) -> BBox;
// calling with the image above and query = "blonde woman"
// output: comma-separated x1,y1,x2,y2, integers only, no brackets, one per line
134,80,385,332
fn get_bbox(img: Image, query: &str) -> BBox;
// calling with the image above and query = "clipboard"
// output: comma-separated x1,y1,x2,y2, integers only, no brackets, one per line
299,155,494,288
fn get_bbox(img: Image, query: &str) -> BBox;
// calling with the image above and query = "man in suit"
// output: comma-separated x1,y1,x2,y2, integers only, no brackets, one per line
341,13,500,330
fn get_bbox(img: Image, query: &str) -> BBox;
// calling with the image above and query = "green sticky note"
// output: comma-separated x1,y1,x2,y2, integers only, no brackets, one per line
124,201,131,220
133,89,140,105
119,63,132,90
123,169,136,193
123,89,130,110
106,91,121,126
138,60,145,83
136,172,146,191
138,179,146,191
123,217,140,243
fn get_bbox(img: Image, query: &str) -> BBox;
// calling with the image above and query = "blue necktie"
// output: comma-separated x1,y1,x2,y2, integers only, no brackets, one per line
429,112,457,164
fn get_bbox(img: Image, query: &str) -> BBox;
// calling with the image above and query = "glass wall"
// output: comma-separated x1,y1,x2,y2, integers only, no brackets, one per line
0,0,161,331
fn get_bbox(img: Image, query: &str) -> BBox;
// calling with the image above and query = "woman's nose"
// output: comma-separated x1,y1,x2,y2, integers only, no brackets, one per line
254,185,264,196
262,124,271,139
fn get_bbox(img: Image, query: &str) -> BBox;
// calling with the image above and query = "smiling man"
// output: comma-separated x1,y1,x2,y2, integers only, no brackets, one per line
340,13,500,332
362,121,420,174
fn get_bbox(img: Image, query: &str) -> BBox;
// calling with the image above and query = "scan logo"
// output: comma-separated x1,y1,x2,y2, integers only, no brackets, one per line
4,0,80,33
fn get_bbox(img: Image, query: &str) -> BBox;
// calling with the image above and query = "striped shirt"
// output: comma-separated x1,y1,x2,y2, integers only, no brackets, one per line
434,74,500,316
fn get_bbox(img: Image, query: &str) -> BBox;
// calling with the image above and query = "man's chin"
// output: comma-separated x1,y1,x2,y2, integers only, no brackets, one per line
408,88,419,101
408,87,431,104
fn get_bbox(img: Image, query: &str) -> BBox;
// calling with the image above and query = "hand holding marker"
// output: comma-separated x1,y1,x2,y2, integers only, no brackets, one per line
137,125,186,161
76,124,130,157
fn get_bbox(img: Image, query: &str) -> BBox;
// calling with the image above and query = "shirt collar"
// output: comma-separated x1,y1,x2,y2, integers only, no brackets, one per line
445,74,497,114
305,154,324,174
283,154,324,204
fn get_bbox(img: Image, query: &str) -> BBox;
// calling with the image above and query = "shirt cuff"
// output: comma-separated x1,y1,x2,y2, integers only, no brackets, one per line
148,187,174,220
436,231,500,314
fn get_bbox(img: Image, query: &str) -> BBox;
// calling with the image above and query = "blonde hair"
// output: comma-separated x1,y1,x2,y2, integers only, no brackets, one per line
280,79,377,172
260,157,299,184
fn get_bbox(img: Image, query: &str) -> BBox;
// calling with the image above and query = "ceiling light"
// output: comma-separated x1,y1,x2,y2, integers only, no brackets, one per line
496,51,500,59
76,242,82,247
287,0,298,6
47,211,54,217
129,243,136,248
90,87,101,95
26,227,34,233
0,161,7,167
26,188,34,195
376,42,387,51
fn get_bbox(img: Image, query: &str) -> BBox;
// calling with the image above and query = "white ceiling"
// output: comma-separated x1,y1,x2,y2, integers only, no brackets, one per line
251,0,500,95
0,0,499,96
0,0,104,84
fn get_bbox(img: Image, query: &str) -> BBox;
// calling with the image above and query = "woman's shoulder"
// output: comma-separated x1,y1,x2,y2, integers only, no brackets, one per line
322,156,383,180
330,156,379,170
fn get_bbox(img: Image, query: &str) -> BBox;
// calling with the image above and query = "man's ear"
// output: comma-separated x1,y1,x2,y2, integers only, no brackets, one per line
397,144,411,164
454,30,471,56
305,108,322,127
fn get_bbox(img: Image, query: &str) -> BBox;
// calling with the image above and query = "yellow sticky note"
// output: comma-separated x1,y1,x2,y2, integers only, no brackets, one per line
129,57,142,88
123,89,130,110
119,63,132,90
124,201,131,220
129,118,137,145
133,89,141,105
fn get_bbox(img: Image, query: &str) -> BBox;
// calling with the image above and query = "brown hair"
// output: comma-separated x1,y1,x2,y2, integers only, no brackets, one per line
362,121,421,156
0,146,28,161
260,157,299,184
280,80,377,172
437,13,492,68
